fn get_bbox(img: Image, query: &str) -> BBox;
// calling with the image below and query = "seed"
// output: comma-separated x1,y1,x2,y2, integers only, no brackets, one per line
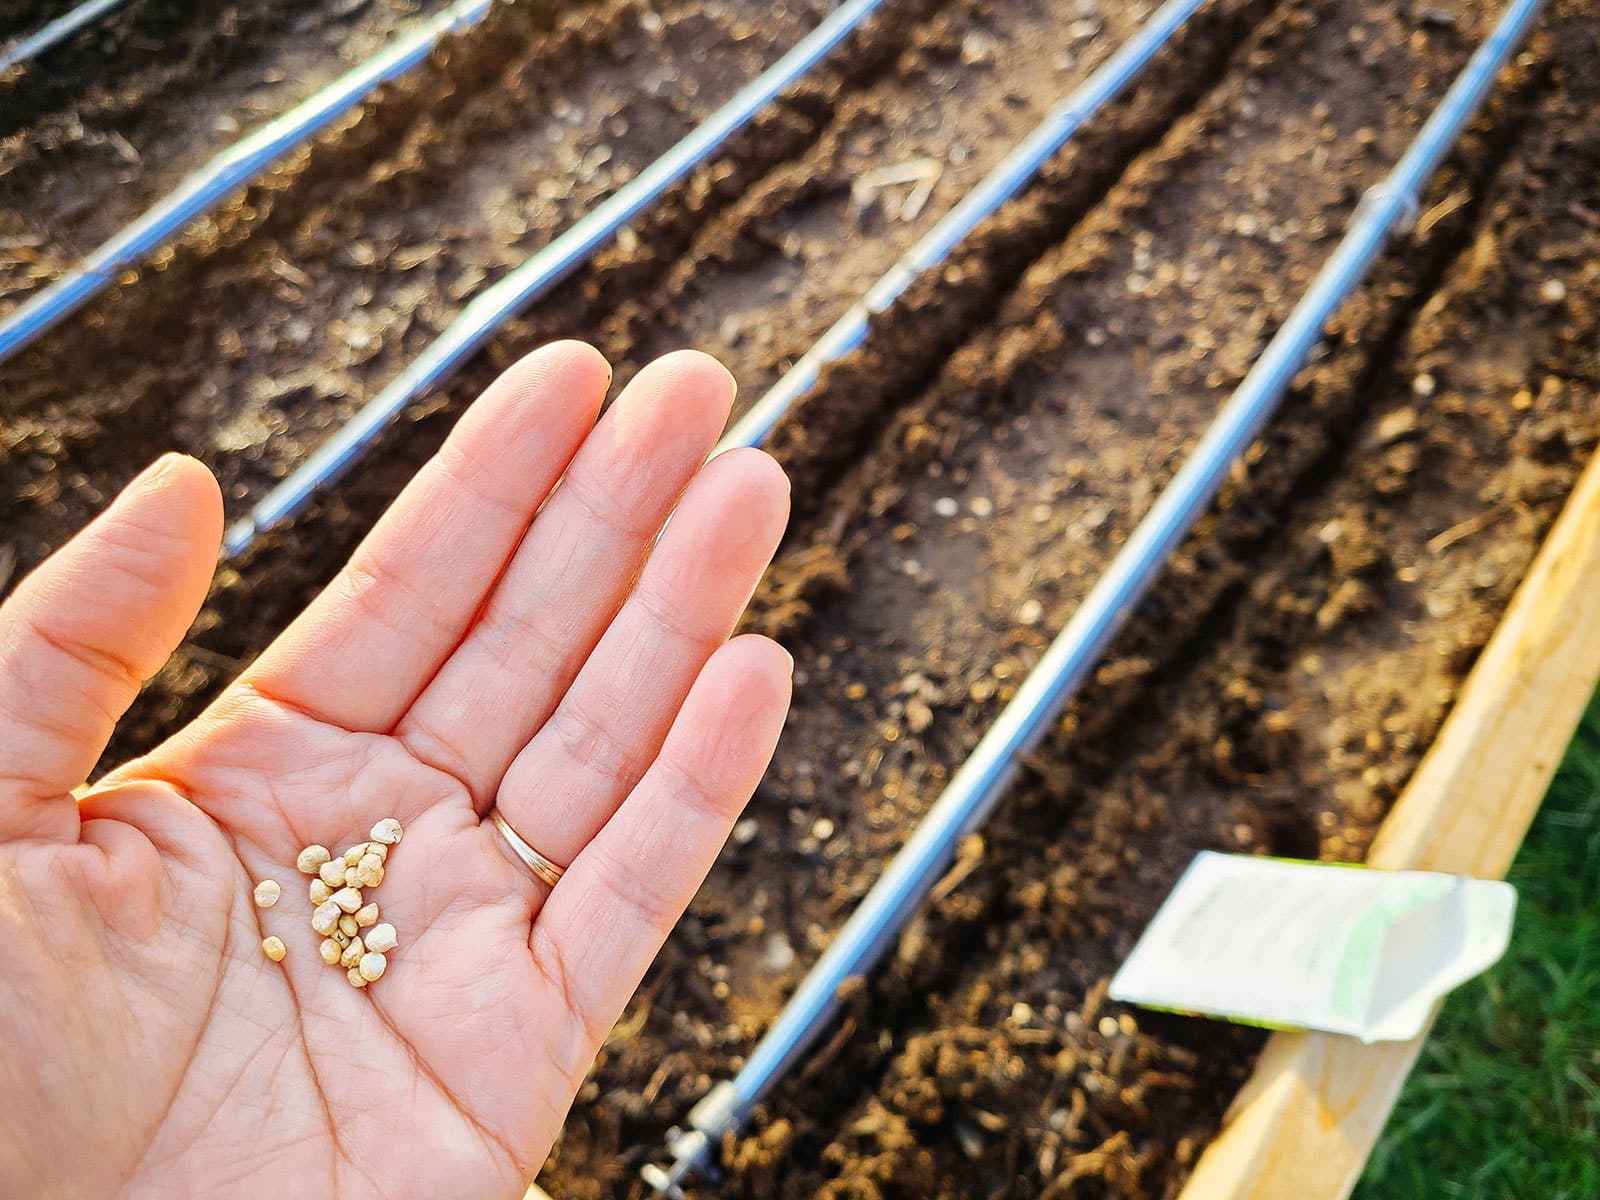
296,845,331,875
343,865,360,887
365,923,397,954
261,936,287,962
340,936,365,969
318,860,346,887
354,903,379,927
309,879,332,904
355,857,384,888
338,913,359,937
331,887,363,913
370,818,403,845
347,967,368,988
358,952,387,982
319,939,342,965
333,929,351,947
253,879,281,908
366,842,388,863
343,844,367,866
311,900,342,935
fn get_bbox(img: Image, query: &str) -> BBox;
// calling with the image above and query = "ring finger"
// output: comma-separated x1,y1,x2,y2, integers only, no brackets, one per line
489,447,788,893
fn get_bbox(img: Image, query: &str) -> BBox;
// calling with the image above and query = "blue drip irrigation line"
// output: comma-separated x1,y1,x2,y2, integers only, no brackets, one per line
0,0,132,73
715,0,1209,456
0,0,494,366
223,0,890,558
645,0,1546,1188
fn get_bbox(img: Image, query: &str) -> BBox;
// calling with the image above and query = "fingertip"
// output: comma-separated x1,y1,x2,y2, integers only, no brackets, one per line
723,632,796,698
714,444,790,497
498,340,613,418
122,453,224,559
532,339,613,391
694,447,792,534
657,347,738,398
634,348,738,424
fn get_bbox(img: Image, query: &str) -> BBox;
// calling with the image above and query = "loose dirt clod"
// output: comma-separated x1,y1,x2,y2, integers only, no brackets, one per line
261,936,287,962
253,879,281,908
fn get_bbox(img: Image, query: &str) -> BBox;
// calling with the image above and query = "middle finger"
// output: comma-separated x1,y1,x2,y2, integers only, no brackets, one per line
395,350,735,804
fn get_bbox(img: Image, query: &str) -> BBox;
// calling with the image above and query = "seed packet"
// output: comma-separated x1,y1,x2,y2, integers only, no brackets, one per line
1108,851,1516,1042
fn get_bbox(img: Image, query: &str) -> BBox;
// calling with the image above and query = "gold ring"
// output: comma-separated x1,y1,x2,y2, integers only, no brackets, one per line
488,808,565,887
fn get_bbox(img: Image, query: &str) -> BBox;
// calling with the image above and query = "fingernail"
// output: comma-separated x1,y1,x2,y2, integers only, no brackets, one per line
780,645,794,676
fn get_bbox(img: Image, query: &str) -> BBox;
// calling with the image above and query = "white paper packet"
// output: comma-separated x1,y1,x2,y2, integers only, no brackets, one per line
1108,851,1516,1042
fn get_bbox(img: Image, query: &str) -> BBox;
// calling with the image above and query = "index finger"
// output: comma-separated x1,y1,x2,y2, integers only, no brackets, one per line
236,341,612,733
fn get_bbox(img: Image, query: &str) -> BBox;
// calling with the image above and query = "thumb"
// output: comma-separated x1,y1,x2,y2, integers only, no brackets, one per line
0,454,222,841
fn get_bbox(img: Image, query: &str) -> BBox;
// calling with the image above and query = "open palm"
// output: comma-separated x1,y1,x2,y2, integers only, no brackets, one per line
0,344,792,1199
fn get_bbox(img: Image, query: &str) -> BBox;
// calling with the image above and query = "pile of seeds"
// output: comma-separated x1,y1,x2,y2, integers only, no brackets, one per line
253,817,403,988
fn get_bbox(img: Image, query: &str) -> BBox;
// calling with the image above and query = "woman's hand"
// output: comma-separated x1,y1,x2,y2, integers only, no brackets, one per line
0,344,792,1199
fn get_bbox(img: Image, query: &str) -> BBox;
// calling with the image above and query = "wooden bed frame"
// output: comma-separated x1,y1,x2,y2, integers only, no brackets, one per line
1179,444,1600,1198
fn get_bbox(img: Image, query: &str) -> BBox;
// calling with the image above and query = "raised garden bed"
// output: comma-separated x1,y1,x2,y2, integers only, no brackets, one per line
2,0,1597,1194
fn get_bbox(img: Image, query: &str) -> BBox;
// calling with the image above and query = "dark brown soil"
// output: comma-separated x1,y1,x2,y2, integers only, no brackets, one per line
2,0,1597,1196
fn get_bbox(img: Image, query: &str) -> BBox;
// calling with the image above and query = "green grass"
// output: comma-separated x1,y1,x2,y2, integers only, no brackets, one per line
1354,693,1600,1200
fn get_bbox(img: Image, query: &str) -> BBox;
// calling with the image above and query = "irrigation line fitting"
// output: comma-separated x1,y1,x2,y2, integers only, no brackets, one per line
0,0,495,368
641,0,1547,1189
223,0,892,558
